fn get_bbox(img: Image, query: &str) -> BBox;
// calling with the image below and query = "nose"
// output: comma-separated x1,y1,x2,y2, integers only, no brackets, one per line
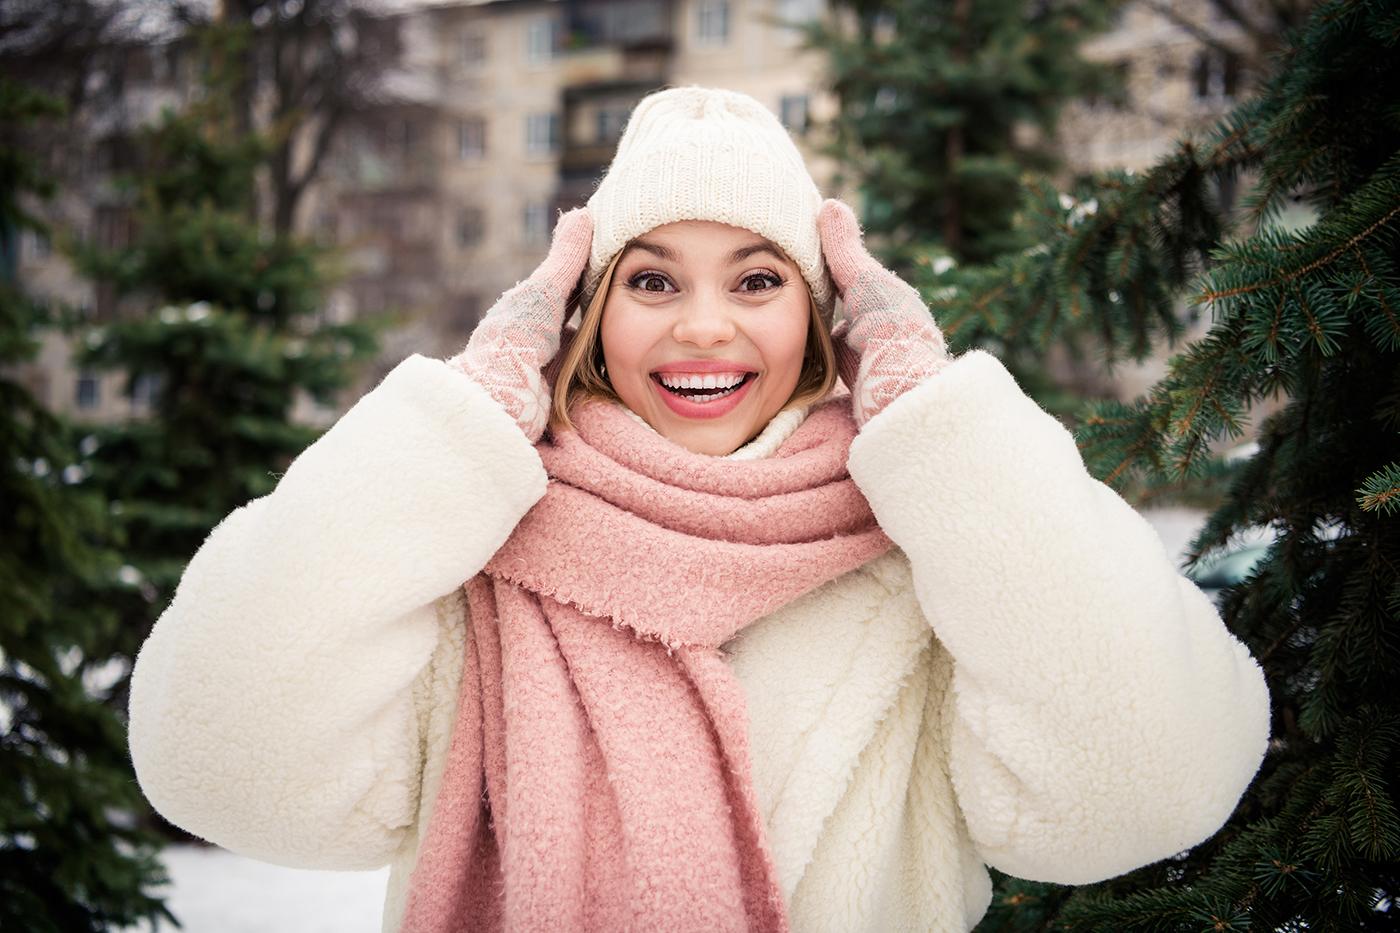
671,289,737,347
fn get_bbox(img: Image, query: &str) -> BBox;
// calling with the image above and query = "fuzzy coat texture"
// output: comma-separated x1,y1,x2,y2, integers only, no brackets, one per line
399,390,894,931
126,348,1273,932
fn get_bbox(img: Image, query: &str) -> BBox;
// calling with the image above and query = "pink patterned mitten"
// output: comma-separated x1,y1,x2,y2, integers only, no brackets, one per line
448,207,593,443
817,198,951,428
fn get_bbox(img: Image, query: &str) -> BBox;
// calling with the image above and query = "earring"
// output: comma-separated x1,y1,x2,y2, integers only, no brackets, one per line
600,361,608,378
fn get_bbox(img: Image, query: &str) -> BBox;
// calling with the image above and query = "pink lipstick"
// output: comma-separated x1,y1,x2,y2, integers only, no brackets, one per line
650,371,757,420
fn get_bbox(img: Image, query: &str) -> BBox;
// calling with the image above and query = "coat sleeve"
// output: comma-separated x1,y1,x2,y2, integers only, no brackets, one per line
126,354,548,870
845,348,1273,885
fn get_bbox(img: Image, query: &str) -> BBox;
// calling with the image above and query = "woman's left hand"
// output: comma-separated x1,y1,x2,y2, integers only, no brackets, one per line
818,198,951,427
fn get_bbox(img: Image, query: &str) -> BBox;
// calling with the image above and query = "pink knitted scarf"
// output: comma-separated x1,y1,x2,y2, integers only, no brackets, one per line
399,390,895,932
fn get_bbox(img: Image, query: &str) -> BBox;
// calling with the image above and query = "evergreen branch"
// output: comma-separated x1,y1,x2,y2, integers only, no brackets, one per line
945,4,1400,918
1197,200,1400,304
1356,462,1400,515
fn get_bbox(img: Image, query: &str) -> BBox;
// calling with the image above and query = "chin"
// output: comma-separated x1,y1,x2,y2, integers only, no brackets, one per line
626,382,782,455
656,419,760,457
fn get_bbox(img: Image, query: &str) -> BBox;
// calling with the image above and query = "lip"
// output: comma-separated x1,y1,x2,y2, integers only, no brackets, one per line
651,372,757,420
651,359,759,375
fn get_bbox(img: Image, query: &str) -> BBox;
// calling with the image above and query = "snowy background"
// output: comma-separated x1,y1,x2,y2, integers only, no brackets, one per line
120,845,389,933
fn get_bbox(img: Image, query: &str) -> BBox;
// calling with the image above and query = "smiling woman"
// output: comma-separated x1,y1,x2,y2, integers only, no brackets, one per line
547,219,838,457
126,84,1271,933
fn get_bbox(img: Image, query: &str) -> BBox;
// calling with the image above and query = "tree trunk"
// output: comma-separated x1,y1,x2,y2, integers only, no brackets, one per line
944,0,971,258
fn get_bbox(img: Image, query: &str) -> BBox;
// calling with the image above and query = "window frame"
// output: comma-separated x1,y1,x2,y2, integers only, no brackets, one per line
695,0,730,46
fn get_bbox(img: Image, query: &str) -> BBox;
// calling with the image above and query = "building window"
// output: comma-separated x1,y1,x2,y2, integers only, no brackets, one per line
584,0,668,43
595,106,628,144
458,117,486,160
313,210,338,244
384,117,419,160
523,202,550,244
526,113,560,155
526,16,558,63
129,372,165,410
25,229,51,260
95,205,135,251
457,206,485,247
871,10,896,44
775,0,823,45
1084,60,1131,111
460,30,486,66
76,371,100,410
779,94,809,133
1193,49,1241,102
1215,173,1240,218
696,0,729,45
93,282,118,322
776,0,824,27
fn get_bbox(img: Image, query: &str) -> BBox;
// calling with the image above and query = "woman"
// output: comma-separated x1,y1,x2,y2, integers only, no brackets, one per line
127,86,1272,933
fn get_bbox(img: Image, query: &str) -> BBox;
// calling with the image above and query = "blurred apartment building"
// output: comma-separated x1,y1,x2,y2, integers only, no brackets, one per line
308,0,840,398
12,0,1254,423
1052,0,1260,400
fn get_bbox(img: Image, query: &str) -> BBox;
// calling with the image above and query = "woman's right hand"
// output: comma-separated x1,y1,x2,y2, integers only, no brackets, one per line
448,206,593,443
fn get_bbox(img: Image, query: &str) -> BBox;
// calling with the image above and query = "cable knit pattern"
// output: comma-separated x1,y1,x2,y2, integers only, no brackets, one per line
583,86,836,325
818,199,952,427
449,208,592,443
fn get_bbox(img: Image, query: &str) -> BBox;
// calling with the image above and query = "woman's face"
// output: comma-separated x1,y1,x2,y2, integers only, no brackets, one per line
600,220,811,457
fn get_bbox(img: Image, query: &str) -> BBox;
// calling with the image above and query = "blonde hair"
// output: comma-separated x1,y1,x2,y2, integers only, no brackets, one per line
547,248,839,439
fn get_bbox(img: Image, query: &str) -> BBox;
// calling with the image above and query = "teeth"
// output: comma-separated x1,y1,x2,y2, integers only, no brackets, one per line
658,373,747,390
677,382,744,403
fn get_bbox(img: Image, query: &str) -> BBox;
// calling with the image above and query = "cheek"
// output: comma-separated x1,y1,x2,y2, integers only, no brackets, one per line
752,297,811,376
599,301,654,379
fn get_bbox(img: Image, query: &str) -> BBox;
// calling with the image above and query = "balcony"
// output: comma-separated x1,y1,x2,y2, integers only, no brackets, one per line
564,0,674,51
557,35,671,88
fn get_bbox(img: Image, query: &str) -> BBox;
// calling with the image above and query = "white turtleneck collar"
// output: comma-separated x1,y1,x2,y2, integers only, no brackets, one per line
617,401,811,460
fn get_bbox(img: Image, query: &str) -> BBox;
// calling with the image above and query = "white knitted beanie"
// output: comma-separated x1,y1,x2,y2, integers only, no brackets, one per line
582,85,836,324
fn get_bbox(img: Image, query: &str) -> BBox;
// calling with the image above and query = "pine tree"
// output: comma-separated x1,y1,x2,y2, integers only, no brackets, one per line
62,22,383,756
795,0,1128,419
798,0,1127,268
930,1,1399,928
0,76,175,933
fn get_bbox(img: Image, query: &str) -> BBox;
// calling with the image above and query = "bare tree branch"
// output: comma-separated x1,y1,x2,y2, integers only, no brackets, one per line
1208,0,1269,43
1141,0,1240,58
212,0,402,234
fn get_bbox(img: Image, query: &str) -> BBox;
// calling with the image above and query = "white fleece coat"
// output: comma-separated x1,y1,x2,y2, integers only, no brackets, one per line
126,348,1273,932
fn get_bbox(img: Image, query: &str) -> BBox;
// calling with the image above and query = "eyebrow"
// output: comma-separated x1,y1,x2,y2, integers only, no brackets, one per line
623,238,788,267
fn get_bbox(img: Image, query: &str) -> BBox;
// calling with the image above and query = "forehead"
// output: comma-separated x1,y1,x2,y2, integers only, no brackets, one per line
620,220,792,265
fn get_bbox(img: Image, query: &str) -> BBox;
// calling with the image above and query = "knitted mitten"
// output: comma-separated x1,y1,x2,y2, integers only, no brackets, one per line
448,207,593,443
817,198,951,428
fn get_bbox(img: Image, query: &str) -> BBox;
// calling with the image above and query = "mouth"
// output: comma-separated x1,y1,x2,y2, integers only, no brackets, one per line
649,371,759,419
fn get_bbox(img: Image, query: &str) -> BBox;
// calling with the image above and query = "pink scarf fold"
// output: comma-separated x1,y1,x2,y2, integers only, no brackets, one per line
399,392,895,932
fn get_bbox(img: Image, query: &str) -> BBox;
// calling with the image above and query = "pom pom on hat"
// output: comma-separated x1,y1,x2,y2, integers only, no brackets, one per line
582,85,836,324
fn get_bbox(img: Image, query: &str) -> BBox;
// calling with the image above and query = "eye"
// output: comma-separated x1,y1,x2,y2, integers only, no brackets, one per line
626,271,676,293
739,271,784,292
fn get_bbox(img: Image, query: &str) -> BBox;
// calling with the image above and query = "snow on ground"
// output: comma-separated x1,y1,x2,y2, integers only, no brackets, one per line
122,844,389,933
1142,505,1214,568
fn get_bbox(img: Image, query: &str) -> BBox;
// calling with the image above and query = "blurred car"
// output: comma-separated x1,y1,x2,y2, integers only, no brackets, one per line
1183,538,1273,597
